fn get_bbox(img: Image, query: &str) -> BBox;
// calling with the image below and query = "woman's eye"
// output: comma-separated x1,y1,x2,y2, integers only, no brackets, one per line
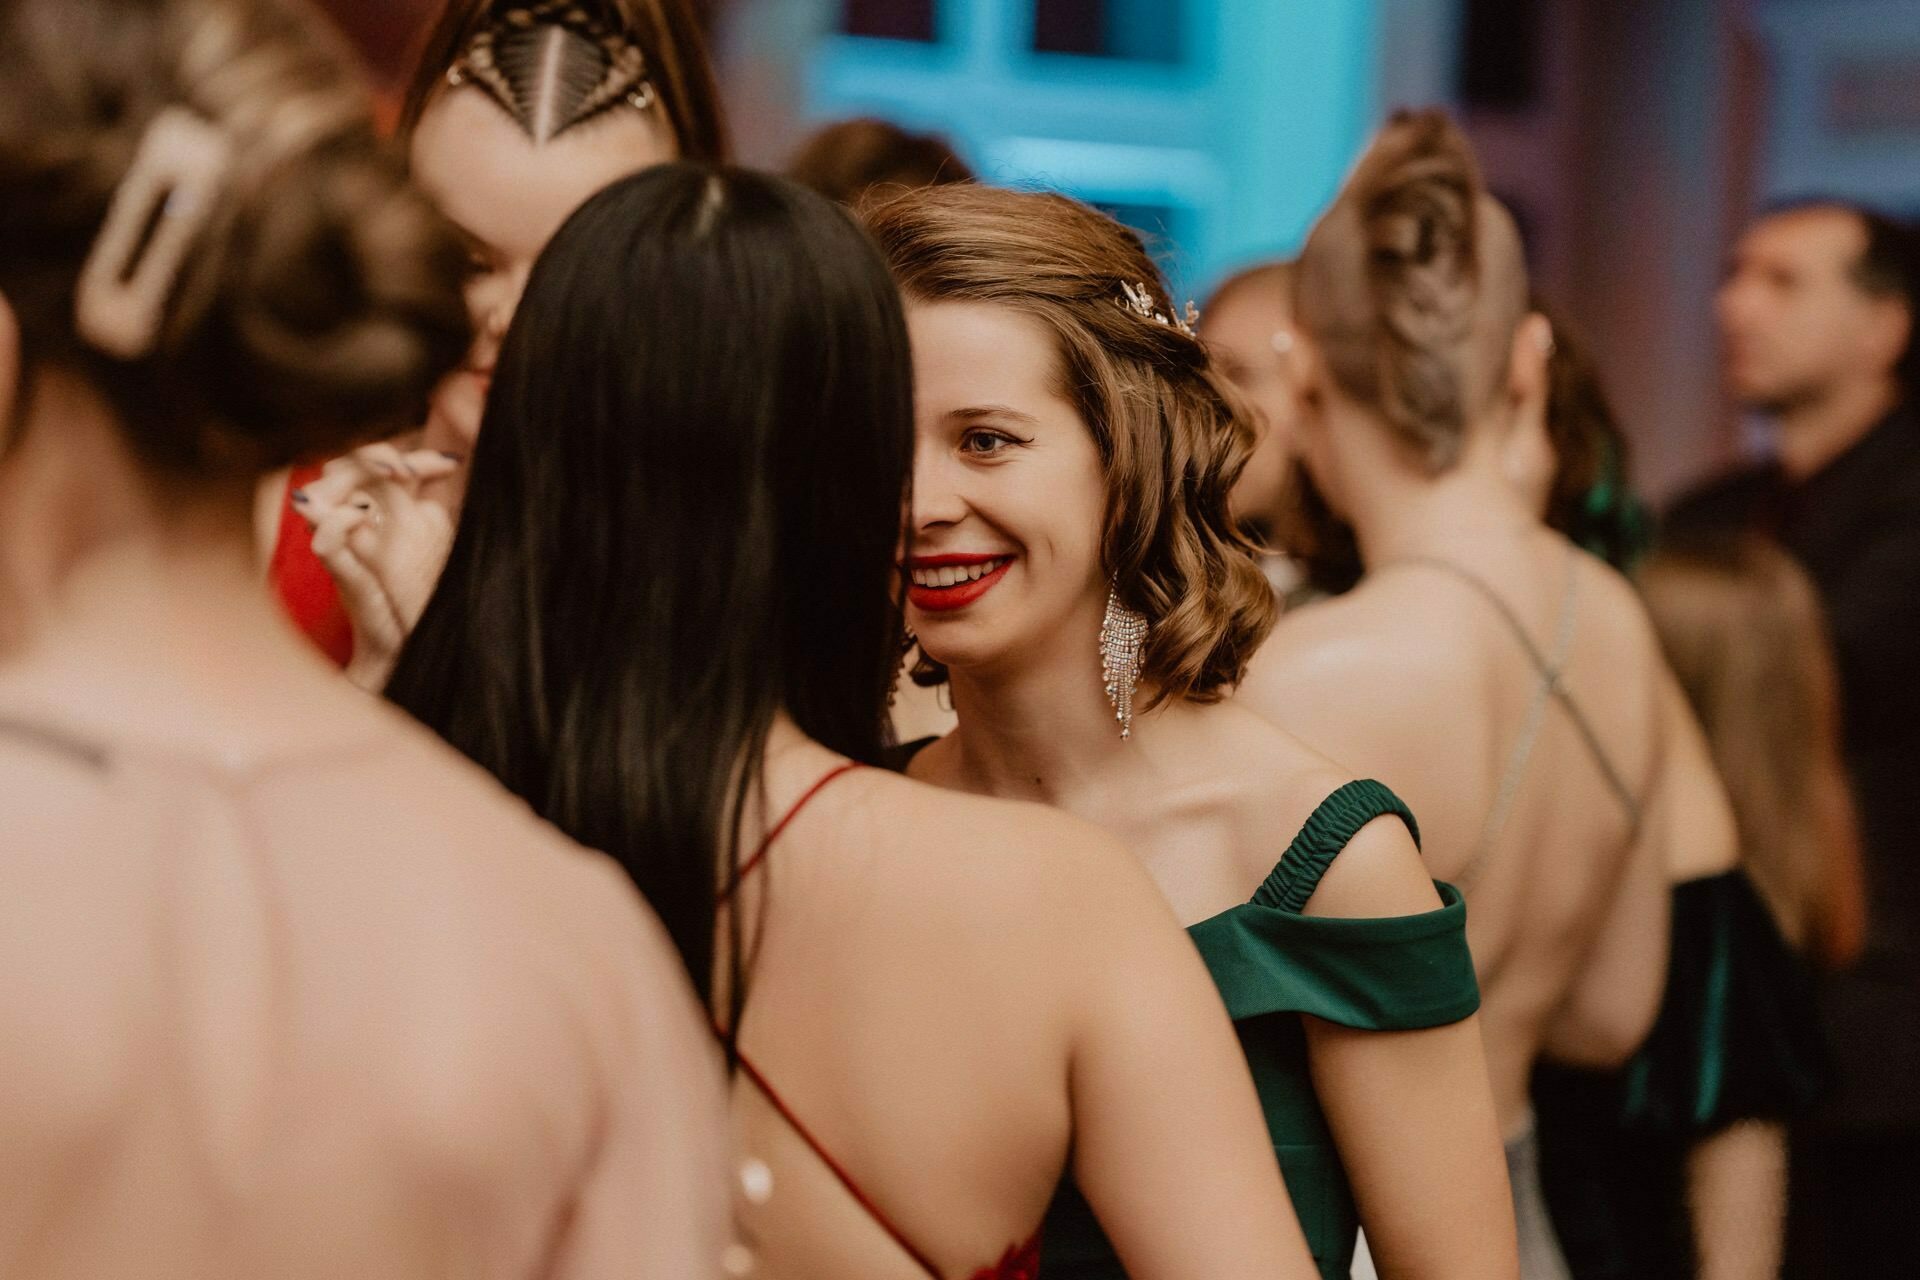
959,429,1021,456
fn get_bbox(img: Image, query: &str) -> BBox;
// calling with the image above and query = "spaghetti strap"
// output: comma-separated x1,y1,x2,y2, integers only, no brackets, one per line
1256,780,1420,914
729,761,862,893
1387,547,1642,888
720,758,1033,1279
0,714,112,772
735,1051,946,1278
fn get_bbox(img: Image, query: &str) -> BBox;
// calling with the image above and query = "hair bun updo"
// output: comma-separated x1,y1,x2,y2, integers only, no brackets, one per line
1300,108,1527,473
0,0,473,473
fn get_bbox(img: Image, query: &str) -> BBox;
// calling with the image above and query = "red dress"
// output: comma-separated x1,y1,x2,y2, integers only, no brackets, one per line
268,464,352,667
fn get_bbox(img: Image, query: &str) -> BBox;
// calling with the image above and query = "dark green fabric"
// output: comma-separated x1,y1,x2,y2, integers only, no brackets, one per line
1040,780,1481,1280
1534,870,1831,1280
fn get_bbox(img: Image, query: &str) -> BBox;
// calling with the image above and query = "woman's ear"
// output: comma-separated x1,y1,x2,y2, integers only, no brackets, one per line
1508,311,1553,421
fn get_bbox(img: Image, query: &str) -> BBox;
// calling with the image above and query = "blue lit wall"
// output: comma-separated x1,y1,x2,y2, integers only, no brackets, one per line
805,0,1382,297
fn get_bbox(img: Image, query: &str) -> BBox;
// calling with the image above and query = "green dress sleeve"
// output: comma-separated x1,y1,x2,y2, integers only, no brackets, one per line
1042,780,1483,1280
1190,779,1480,1030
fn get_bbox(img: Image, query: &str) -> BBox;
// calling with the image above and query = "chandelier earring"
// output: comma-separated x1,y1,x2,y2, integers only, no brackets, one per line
1098,584,1150,740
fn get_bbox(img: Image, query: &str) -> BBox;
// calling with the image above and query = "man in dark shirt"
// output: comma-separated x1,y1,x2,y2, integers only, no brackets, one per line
1668,200,1920,1277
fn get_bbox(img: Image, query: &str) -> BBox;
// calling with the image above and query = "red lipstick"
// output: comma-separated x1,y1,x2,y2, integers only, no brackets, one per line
904,553,1014,614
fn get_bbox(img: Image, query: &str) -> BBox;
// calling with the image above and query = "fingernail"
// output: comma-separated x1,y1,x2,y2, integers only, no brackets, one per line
291,490,309,505
438,451,464,462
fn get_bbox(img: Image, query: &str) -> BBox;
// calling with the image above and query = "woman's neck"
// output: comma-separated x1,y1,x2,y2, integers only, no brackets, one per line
942,595,1149,806
1338,426,1540,569
0,373,340,736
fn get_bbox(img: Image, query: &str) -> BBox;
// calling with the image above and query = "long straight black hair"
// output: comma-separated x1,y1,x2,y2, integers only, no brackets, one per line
386,164,913,1015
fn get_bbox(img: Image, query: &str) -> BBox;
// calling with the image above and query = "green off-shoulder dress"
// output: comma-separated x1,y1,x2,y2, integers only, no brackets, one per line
1041,780,1482,1280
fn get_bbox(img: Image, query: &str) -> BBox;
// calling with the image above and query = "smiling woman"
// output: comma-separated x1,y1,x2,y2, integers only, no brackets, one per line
866,183,1518,1280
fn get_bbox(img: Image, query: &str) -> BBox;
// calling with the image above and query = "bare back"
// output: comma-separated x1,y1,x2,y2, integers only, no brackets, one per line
722,745,1312,1280
0,695,724,1280
1240,529,1675,1134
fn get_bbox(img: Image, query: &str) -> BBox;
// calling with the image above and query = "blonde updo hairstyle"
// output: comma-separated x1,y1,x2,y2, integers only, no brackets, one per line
865,184,1277,705
0,0,473,474
1295,108,1530,474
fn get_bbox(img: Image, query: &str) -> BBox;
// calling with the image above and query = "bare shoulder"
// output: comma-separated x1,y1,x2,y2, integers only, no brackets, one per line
1299,804,1445,919
1241,579,1464,721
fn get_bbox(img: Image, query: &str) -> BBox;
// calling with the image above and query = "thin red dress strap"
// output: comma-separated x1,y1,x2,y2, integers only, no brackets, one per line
734,1050,946,1278
727,761,862,895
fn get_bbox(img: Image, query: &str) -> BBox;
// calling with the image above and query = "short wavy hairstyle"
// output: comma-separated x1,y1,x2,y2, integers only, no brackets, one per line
864,183,1276,704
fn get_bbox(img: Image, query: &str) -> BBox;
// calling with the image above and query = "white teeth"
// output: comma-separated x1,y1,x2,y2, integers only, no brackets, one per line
909,557,1009,589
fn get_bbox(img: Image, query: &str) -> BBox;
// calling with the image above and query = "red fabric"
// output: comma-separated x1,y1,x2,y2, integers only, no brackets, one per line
269,463,353,668
975,1236,1041,1280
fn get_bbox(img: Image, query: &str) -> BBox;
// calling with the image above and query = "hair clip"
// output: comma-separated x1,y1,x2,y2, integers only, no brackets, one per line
1116,281,1197,337
75,107,233,360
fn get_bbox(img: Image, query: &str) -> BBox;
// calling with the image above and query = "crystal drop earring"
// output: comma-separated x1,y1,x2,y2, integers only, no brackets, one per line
1099,585,1150,740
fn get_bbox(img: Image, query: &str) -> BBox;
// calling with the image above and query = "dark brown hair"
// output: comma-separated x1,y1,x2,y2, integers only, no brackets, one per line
398,0,727,160
865,183,1276,704
1296,108,1528,473
787,117,973,208
0,0,473,473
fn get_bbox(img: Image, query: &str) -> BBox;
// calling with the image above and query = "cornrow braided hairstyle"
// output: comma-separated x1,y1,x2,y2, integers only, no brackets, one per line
402,0,727,159
453,3,651,144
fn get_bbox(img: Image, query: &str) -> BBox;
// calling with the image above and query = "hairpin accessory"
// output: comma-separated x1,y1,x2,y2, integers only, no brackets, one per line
1099,584,1150,740
75,107,233,361
1116,281,1198,337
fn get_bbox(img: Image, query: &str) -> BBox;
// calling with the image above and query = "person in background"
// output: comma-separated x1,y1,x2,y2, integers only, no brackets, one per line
1507,340,1859,1277
276,0,725,686
1237,110,1698,1280
1665,199,1920,1278
0,1,727,1274
386,162,1323,1280
1199,260,1309,596
787,116,974,208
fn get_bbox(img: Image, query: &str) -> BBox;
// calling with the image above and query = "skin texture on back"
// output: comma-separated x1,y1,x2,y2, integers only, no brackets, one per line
725,731,1319,1279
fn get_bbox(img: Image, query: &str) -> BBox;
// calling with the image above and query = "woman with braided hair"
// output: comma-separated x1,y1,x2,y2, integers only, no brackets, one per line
277,0,725,687
0,0,727,1274
1234,109,1727,1279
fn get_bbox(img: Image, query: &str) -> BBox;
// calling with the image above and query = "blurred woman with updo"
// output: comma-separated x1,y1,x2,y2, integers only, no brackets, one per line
1235,109,1729,1278
0,1,725,1273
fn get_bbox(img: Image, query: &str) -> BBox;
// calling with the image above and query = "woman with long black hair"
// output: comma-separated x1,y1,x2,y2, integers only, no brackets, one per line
387,163,1320,1280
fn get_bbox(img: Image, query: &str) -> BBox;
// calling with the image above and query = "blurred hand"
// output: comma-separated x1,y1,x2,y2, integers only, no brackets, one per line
294,442,463,691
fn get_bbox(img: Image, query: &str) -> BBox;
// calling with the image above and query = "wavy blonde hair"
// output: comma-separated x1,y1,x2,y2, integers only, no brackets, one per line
1640,534,1865,965
864,183,1276,704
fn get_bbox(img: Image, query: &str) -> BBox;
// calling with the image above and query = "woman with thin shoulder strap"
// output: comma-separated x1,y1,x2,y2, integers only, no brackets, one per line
1236,109,1685,1278
864,182,1516,1279
386,163,1319,1280
0,1,726,1276
276,0,724,686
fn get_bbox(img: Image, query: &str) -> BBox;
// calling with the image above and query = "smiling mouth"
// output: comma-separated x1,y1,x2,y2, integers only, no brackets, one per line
905,555,1015,613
